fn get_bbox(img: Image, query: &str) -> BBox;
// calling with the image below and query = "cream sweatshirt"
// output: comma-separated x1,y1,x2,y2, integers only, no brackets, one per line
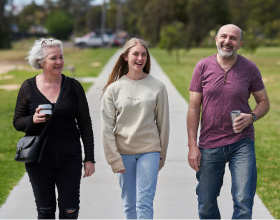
101,74,170,173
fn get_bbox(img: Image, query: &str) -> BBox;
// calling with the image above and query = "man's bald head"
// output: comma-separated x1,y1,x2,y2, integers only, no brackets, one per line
217,24,243,42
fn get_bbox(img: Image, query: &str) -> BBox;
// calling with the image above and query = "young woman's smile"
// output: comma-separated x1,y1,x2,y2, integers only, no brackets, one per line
124,44,147,73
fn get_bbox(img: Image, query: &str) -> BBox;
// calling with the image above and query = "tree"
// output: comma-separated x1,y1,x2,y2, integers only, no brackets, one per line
122,0,220,49
15,1,46,32
228,0,280,49
88,5,102,31
70,0,91,36
0,0,11,48
180,0,216,49
45,11,74,40
242,28,260,53
46,0,93,37
135,0,170,45
158,21,184,63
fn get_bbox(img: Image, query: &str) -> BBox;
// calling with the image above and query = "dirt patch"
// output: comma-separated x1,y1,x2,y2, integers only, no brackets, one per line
91,62,101,67
0,75,14,80
0,61,34,75
0,84,20,91
262,78,274,83
0,64,15,75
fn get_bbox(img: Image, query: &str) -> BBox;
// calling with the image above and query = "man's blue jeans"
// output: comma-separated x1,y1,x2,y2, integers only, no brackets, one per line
196,138,257,219
117,152,160,219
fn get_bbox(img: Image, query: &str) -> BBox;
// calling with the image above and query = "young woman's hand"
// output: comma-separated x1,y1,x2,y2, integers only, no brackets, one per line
117,169,126,174
33,107,46,124
83,161,95,178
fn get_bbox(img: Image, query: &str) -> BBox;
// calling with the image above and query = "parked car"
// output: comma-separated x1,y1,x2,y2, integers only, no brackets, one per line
111,37,126,47
74,32,102,48
74,31,117,48
103,33,115,45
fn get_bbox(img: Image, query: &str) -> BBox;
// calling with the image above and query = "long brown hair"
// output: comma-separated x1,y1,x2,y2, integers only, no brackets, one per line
102,38,151,94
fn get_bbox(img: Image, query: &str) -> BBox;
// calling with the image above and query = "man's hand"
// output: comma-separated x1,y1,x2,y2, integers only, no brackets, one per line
233,113,253,133
188,147,201,172
83,161,95,178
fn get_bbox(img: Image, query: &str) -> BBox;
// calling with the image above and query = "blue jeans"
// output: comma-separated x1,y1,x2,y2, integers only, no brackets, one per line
117,152,160,219
196,138,257,219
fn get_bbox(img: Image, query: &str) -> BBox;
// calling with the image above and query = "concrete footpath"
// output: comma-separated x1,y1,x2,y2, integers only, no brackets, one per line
0,50,274,219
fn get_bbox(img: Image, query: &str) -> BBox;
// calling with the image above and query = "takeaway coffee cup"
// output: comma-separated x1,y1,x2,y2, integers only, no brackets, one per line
39,104,52,120
230,110,241,133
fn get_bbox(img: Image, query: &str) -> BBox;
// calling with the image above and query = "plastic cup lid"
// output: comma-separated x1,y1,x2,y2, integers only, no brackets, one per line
230,110,241,114
38,104,52,109
39,109,52,114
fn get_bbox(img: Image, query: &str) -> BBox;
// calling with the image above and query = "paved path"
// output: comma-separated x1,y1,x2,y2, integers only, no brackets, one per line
0,50,274,219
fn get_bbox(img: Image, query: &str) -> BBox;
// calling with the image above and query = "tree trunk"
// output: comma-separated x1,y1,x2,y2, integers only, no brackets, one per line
0,0,11,49
176,48,180,63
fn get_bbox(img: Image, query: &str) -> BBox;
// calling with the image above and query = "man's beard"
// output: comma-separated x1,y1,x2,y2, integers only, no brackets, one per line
217,43,236,59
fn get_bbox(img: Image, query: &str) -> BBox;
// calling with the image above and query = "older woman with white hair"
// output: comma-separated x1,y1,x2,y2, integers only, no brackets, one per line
13,38,95,219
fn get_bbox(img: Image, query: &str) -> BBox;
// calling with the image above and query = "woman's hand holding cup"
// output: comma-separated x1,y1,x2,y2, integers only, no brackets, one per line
33,104,52,124
33,107,47,124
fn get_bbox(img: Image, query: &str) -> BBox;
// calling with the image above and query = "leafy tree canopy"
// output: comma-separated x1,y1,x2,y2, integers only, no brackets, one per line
15,1,46,32
45,10,74,40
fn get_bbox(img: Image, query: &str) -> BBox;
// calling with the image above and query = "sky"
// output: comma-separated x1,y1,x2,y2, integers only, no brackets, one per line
13,0,104,6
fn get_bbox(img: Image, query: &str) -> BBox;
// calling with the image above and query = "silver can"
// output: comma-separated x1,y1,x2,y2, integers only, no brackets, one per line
230,110,241,133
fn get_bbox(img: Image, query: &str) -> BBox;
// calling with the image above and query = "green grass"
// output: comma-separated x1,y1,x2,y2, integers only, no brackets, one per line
0,89,27,206
64,48,118,77
80,82,93,92
150,47,280,218
0,46,117,207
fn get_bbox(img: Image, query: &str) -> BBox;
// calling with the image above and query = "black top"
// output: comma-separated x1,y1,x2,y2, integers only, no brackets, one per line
13,74,95,162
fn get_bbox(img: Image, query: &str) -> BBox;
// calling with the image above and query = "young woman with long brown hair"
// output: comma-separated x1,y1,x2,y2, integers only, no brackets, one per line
101,38,170,219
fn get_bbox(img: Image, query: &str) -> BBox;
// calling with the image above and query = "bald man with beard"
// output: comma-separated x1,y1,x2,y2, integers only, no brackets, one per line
187,24,270,219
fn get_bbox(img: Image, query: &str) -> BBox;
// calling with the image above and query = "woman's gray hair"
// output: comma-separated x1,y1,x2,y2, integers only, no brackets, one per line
26,38,63,70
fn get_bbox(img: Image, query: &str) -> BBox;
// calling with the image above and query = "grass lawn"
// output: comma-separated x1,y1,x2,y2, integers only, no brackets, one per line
0,46,117,206
150,47,280,218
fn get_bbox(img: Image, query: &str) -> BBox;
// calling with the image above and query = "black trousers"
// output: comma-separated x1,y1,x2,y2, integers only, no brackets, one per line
25,149,82,219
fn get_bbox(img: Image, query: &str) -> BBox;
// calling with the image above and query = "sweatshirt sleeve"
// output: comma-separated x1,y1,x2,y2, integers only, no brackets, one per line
155,85,170,171
101,87,125,173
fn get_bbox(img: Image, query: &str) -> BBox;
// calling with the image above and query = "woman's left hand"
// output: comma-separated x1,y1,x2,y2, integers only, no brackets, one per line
83,161,95,178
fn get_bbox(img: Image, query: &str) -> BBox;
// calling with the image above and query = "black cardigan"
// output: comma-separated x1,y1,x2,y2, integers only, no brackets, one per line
13,74,95,162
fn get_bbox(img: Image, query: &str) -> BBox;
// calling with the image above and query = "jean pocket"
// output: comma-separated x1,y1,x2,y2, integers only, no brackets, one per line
72,149,82,155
